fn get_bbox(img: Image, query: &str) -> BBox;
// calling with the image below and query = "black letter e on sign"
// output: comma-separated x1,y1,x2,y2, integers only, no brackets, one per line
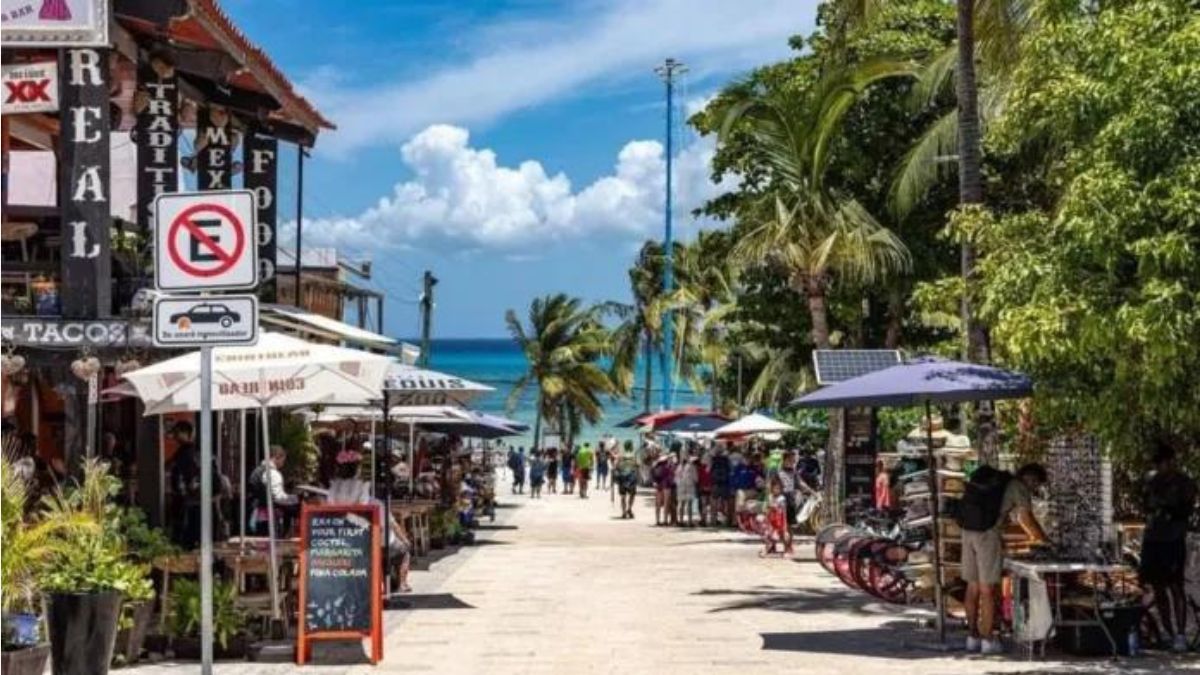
189,218,222,262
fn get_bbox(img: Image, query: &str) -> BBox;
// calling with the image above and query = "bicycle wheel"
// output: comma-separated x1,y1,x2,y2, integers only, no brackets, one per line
833,533,867,589
816,524,853,575
852,538,894,595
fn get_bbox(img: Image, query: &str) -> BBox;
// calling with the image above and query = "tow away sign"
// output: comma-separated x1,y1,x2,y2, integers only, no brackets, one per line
155,191,258,291
153,295,258,347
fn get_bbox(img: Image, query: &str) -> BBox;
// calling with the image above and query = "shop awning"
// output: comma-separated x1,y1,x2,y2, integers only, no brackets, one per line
260,304,398,352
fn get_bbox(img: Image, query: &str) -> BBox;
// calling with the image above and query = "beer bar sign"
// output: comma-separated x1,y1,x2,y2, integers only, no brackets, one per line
2,61,58,113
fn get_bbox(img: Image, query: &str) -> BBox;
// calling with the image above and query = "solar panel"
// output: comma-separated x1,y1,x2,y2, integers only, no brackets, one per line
812,349,901,385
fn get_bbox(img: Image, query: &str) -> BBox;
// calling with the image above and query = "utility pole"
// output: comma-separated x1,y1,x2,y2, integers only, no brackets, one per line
655,57,685,411
293,145,307,309
419,270,437,367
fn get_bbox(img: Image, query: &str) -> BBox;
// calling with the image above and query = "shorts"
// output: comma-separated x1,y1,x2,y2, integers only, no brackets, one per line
1139,539,1186,587
784,493,797,526
961,529,1004,584
618,482,637,496
578,468,591,481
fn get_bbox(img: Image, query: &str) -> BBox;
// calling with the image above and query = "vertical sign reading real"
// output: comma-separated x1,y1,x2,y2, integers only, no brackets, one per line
59,48,111,318
244,131,278,299
135,58,178,239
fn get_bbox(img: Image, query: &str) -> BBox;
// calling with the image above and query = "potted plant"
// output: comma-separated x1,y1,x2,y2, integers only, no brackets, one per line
1,457,93,675
111,507,176,666
165,579,247,660
36,460,153,675
428,508,451,550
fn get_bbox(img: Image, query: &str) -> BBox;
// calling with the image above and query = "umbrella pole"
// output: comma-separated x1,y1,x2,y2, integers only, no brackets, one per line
261,404,281,622
381,393,392,595
239,410,246,550
369,417,377,499
926,400,945,643
408,421,415,497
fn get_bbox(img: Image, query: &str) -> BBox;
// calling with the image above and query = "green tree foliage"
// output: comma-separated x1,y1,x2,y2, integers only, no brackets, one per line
974,0,1200,465
506,294,615,448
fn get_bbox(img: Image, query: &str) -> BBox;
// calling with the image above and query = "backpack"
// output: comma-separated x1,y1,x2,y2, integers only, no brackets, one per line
956,465,1013,532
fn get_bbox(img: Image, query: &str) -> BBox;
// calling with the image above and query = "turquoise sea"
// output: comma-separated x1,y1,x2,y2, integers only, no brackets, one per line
423,338,710,446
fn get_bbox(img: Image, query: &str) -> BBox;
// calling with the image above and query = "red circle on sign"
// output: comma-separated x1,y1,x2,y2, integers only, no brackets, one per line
166,203,247,278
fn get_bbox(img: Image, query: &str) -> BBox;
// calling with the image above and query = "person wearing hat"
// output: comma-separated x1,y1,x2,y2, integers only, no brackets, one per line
651,454,673,525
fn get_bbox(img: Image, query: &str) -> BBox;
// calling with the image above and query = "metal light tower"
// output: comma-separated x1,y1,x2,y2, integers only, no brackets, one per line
655,57,685,411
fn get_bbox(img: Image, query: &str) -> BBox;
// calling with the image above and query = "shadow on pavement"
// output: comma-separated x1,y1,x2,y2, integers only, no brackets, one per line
760,621,954,660
385,593,475,611
670,537,762,547
474,524,519,531
696,586,900,617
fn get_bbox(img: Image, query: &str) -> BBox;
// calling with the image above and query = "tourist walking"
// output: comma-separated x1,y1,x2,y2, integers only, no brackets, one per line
711,444,733,527
697,453,715,526
777,451,799,555
615,441,639,519
1139,439,1197,653
596,439,611,491
561,446,575,495
676,452,698,527
512,447,527,494
575,442,595,499
528,450,546,499
652,455,672,526
546,448,559,494
760,477,788,557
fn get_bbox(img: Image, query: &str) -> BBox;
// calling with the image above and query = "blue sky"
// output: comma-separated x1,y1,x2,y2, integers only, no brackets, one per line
225,0,815,337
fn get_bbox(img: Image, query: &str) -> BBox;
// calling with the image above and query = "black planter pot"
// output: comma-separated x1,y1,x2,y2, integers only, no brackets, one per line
112,601,154,666
44,591,122,675
0,644,51,675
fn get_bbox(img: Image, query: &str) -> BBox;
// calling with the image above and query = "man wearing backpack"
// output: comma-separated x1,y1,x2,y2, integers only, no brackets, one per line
959,462,1049,654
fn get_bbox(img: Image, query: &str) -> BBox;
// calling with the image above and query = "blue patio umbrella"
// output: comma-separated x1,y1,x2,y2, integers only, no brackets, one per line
791,356,1033,645
656,413,730,434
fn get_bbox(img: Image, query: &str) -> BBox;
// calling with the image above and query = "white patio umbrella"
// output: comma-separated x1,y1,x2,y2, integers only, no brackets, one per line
121,332,391,620
383,364,492,406
714,413,796,437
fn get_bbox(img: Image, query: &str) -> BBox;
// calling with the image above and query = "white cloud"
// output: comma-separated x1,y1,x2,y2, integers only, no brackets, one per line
305,0,813,156
300,123,732,252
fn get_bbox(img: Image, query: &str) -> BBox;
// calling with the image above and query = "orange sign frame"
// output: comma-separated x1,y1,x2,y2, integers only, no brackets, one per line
296,503,383,664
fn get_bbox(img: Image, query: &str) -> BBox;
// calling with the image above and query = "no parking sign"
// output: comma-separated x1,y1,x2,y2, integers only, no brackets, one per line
154,190,259,291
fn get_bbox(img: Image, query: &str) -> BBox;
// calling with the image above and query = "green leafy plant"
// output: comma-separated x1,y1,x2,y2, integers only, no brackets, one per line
116,506,178,565
164,578,244,650
34,459,152,603
279,414,318,485
1,454,98,613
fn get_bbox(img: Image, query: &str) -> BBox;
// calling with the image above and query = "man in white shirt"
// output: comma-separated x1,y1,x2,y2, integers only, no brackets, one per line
250,445,298,536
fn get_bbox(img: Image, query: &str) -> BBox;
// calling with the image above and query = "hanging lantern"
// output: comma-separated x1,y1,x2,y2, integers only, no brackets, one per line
114,358,142,376
1,353,26,376
70,356,102,381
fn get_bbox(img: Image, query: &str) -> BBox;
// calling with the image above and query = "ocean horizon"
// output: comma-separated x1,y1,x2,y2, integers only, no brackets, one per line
417,338,710,446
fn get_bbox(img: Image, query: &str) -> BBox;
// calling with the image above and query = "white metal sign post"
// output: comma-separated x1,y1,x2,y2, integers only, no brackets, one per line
153,190,259,675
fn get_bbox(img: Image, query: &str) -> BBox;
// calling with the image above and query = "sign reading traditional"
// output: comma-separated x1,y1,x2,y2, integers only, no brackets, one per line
2,60,58,113
59,47,111,318
154,191,259,291
243,131,278,294
194,106,237,191
297,504,383,665
153,295,259,347
0,0,109,46
135,57,178,239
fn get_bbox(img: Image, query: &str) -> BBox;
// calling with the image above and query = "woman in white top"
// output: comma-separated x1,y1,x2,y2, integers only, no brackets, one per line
675,455,699,527
327,449,413,593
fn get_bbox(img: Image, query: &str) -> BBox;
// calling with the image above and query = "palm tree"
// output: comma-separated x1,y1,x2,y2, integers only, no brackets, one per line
606,242,670,412
505,294,614,450
720,62,913,521
670,230,739,411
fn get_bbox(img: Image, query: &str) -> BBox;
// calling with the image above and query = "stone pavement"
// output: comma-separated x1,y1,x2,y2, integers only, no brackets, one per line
130,472,1198,674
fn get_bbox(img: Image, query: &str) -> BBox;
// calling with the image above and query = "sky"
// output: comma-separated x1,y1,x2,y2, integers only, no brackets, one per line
224,0,816,337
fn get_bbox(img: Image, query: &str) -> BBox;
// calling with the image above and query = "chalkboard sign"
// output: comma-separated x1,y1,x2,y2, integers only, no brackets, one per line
297,504,382,664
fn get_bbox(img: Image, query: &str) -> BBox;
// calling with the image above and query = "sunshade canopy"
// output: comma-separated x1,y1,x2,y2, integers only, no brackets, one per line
791,357,1033,409
714,413,795,437
121,332,391,415
384,364,492,406
655,413,730,434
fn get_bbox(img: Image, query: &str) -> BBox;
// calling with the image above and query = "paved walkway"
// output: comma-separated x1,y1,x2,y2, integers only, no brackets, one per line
132,472,1197,674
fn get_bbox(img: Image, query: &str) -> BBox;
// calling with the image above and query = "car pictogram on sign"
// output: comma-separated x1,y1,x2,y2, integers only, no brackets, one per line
170,302,242,329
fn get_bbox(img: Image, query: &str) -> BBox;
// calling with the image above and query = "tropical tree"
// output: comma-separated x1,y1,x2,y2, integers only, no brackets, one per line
505,294,615,450
605,242,666,413
668,230,740,410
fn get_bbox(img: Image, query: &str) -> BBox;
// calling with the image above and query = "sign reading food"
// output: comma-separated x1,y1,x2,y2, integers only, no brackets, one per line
297,504,382,665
